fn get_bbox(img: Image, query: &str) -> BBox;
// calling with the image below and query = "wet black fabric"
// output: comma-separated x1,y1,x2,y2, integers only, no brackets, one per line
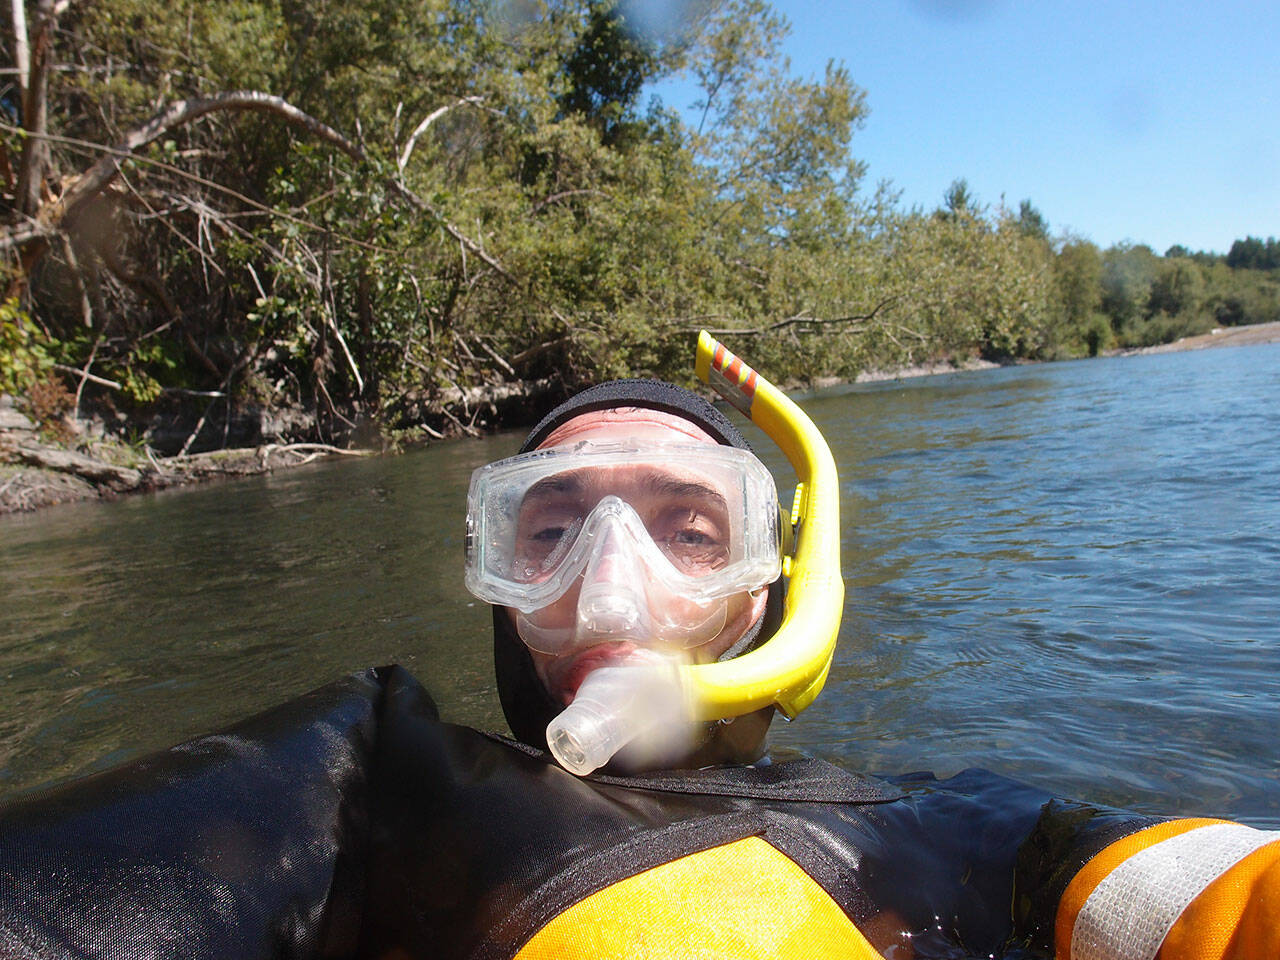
0,671,382,959
1010,798,1163,952
0,667,1158,960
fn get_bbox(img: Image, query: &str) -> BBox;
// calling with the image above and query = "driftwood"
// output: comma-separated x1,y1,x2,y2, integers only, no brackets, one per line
436,376,555,410
3,431,377,511
15,441,142,489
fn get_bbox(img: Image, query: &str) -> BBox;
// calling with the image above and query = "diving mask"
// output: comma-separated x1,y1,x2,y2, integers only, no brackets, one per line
465,440,782,654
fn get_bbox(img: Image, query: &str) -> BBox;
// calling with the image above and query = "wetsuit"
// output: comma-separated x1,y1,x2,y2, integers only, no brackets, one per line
0,667,1275,960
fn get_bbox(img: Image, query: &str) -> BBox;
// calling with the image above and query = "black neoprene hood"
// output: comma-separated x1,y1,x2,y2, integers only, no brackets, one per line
517,378,752,454
492,378,780,768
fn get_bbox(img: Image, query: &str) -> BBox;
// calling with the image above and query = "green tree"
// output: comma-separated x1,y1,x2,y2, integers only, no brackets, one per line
1147,257,1206,320
1226,236,1280,270
1099,244,1158,339
1016,199,1049,242
1050,239,1104,355
935,178,978,222
556,1,657,147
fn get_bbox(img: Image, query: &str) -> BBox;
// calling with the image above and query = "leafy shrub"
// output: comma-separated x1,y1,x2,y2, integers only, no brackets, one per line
0,300,54,397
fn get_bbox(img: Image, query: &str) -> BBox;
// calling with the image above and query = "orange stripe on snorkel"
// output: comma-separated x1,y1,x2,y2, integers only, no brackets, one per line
710,343,759,401
705,338,761,417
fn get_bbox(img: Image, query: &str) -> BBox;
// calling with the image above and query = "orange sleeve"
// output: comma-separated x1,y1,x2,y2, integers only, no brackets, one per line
1159,838,1280,959
1055,818,1280,960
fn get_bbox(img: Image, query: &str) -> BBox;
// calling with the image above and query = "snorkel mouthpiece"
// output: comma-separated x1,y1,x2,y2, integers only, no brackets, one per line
546,651,684,776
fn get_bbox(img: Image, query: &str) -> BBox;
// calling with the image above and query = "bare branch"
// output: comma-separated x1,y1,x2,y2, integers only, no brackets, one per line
509,335,571,368
52,361,119,391
1,219,54,249
389,179,512,281
474,335,516,377
39,91,360,237
117,166,225,282
398,96,484,173
57,234,92,327
178,343,257,456
529,189,608,216
66,333,103,416
687,297,900,337
0,93,513,284
324,282,363,395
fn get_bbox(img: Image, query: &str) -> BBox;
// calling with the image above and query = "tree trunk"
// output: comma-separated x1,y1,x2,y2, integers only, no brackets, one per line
14,0,55,217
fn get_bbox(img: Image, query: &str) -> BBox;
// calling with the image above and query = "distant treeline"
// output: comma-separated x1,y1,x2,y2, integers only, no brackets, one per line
1168,236,1280,272
1010,212,1280,358
2,0,1277,450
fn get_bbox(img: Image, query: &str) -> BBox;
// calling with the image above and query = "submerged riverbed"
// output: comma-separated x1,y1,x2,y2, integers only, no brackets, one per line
2,343,1277,826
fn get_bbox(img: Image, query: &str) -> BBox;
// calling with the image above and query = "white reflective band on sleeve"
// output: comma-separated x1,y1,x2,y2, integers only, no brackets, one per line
1071,822,1280,960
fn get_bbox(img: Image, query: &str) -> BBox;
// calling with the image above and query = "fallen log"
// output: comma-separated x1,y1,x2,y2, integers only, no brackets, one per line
15,441,143,489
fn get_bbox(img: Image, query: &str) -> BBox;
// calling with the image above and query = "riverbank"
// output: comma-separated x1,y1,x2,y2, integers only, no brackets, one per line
1117,319,1280,355
4,321,1279,515
1,396,372,513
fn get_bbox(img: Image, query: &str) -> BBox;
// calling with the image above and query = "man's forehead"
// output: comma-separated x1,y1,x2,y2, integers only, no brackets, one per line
535,408,718,449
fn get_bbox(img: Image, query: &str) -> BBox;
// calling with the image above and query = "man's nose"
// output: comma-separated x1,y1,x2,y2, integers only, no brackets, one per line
583,526,639,585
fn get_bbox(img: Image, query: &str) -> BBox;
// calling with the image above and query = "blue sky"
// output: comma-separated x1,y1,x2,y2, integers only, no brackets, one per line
648,0,1279,255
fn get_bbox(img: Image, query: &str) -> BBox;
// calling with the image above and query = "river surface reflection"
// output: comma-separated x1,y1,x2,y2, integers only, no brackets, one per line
2,344,1277,826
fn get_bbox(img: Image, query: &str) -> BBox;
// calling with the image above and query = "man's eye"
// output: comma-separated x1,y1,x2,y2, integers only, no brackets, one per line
658,521,729,574
671,529,713,546
531,526,568,543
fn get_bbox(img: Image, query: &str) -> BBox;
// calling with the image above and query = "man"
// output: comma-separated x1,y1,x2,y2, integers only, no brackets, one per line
476,377,788,774
0,341,1276,959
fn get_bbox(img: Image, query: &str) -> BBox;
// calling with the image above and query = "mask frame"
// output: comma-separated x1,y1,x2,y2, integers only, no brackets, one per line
465,440,782,617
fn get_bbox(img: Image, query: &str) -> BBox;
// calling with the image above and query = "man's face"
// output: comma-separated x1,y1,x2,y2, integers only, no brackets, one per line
510,407,770,705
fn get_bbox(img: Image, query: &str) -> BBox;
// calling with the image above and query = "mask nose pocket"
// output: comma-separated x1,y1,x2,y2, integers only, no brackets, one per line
575,508,653,638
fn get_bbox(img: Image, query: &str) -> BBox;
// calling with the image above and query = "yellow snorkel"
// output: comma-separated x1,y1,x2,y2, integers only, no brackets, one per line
544,332,843,774
687,331,843,721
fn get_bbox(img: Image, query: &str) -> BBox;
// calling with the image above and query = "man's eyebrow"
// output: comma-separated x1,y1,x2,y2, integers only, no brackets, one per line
522,473,584,503
643,474,727,507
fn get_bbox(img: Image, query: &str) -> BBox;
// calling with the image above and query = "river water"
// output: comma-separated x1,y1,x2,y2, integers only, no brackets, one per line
1,344,1277,828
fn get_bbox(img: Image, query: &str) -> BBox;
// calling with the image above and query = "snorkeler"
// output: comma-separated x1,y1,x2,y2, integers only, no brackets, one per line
0,335,1276,959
